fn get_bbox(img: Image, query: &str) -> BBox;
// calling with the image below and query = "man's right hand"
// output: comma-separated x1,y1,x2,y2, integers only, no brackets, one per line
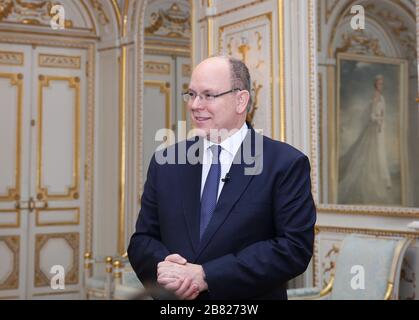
157,254,201,300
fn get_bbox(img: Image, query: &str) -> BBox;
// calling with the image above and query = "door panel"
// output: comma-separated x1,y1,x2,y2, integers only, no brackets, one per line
0,43,32,299
0,43,87,299
28,46,86,298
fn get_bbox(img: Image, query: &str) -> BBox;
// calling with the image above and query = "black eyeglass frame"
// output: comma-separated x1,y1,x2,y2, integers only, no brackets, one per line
181,88,242,102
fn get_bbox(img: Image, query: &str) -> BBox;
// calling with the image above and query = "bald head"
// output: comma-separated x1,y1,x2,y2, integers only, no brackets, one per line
194,56,252,112
187,56,251,139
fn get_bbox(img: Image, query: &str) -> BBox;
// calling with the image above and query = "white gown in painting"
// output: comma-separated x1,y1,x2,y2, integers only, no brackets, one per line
338,76,392,205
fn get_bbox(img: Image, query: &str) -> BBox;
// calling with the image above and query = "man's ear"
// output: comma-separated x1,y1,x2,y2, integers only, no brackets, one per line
236,91,250,114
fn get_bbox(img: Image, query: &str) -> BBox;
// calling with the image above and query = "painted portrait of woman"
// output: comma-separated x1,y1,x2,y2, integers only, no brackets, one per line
338,75,392,204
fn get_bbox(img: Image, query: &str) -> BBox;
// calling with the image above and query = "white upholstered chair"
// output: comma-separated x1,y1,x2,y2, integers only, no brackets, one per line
287,233,413,300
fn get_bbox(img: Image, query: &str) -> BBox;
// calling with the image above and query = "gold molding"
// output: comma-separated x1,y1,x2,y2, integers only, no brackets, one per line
278,0,285,141
136,0,147,207
32,290,79,297
80,0,97,35
191,0,196,68
0,28,100,40
318,71,323,203
145,39,190,48
315,225,419,238
144,61,171,75
122,0,129,37
111,0,122,35
118,44,127,255
317,204,419,218
0,209,20,228
84,44,95,254
0,51,24,66
308,0,319,201
0,73,22,202
198,0,267,23
317,0,322,52
218,13,275,139
38,54,81,69
35,207,80,226
37,75,80,201
144,45,190,57
0,235,19,290
207,15,213,57
144,81,171,130
34,233,79,287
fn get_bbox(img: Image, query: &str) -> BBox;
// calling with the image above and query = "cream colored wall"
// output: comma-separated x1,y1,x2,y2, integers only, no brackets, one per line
1,0,417,299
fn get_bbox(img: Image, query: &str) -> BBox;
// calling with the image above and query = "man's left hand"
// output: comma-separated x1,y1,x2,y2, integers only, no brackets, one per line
157,254,208,299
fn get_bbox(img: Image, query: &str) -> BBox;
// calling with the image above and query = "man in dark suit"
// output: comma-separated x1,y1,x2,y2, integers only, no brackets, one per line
128,56,316,300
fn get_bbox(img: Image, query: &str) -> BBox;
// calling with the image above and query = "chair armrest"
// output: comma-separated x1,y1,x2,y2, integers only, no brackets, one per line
287,287,321,298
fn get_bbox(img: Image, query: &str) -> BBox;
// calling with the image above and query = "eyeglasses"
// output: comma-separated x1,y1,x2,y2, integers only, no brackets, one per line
182,88,241,103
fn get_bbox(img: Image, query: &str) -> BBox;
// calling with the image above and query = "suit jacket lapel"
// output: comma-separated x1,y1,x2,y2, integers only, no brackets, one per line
195,128,262,260
180,137,203,254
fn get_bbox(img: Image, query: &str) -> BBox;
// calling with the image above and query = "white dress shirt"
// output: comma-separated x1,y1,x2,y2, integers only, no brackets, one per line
200,122,249,200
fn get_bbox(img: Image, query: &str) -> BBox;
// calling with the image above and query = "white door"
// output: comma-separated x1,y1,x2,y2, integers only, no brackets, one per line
0,43,87,299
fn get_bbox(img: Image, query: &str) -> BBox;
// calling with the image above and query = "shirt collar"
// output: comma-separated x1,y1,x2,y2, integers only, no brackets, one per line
203,122,249,157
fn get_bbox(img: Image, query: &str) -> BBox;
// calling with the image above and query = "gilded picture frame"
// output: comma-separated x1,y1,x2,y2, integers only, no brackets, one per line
332,53,408,207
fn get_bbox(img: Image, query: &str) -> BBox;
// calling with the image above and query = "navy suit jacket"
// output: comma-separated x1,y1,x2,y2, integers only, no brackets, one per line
128,127,316,300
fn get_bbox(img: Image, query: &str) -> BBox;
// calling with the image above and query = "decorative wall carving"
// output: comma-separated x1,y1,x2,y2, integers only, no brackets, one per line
89,0,110,26
219,13,273,136
145,2,191,39
0,236,19,290
182,63,191,77
34,233,79,287
0,0,73,28
336,32,385,56
144,61,170,75
38,54,81,69
0,51,23,66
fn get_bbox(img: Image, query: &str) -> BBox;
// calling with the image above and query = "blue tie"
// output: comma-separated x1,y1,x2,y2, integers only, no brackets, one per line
200,145,222,239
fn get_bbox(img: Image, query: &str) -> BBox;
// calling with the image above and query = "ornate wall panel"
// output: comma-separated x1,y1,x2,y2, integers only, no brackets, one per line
0,50,23,65
0,0,97,35
34,233,79,287
0,236,19,290
0,72,22,202
218,13,273,137
37,75,80,201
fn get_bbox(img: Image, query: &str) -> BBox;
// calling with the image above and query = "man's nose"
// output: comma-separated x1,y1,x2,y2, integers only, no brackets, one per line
190,96,204,110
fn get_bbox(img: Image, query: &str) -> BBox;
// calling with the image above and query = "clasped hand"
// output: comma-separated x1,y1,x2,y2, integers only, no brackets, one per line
157,254,207,300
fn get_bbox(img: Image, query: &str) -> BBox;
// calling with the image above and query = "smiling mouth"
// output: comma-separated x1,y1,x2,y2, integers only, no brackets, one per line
194,116,211,122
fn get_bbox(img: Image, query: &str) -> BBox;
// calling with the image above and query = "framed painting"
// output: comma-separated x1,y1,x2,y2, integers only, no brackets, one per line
334,53,408,206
